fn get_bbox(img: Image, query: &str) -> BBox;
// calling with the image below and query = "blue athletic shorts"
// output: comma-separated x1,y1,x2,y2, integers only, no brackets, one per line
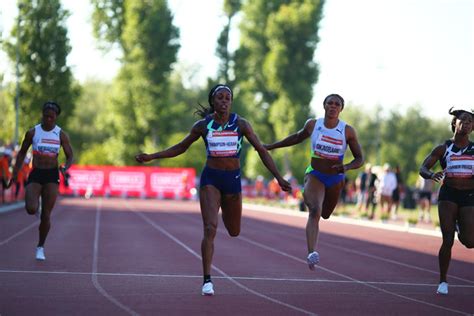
305,165,344,188
200,166,242,194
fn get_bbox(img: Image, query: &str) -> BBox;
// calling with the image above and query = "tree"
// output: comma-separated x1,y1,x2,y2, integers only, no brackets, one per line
3,0,77,134
232,0,325,180
216,0,242,84
92,0,180,165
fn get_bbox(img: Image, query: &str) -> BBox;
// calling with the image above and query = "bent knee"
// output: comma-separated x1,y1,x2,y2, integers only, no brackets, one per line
459,236,474,249
25,205,38,215
228,229,240,237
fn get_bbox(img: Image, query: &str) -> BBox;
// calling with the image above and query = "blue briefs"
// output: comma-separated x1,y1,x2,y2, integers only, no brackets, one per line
305,165,344,188
200,166,242,194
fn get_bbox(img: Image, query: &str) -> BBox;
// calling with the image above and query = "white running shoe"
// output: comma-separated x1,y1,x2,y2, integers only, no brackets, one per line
201,282,214,296
436,282,448,295
307,251,320,270
36,247,46,261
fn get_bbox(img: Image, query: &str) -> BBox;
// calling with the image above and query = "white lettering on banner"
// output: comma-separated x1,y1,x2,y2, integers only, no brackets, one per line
69,170,104,190
207,131,238,157
109,171,146,190
150,172,187,192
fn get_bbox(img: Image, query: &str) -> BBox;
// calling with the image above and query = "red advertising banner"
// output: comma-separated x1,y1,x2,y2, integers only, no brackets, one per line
59,165,197,199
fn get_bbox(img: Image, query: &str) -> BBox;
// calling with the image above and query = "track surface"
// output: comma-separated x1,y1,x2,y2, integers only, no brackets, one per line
0,197,473,315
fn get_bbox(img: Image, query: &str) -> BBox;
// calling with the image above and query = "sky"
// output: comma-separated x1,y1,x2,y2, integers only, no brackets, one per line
1,0,473,120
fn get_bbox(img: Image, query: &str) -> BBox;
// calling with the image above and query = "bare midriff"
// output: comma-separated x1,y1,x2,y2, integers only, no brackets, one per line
310,157,341,175
443,178,474,190
32,154,59,170
206,157,240,170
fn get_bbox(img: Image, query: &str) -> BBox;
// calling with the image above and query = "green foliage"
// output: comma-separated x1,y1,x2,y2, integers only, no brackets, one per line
0,84,15,144
234,0,324,175
92,0,180,165
3,0,77,135
91,0,125,51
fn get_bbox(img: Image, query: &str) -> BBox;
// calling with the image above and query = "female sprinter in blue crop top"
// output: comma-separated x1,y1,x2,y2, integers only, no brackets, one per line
135,84,291,296
419,107,474,295
264,94,364,270
9,101,73,261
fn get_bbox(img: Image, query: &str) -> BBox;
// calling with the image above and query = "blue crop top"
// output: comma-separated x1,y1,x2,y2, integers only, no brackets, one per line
203,113,244,158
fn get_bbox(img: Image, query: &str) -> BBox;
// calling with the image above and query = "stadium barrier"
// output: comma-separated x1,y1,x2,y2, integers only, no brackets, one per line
59,165,197,200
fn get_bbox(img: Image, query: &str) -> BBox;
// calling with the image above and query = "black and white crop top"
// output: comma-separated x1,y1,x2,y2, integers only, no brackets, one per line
32,124,61,157
440,140,474,178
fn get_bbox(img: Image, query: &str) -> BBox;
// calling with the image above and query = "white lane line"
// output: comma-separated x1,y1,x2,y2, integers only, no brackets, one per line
92,199,139,316
242,216,474,284
238,235,470,315
173,212,471,315
0,221,38,246
1,269,474,289
126,203,317,316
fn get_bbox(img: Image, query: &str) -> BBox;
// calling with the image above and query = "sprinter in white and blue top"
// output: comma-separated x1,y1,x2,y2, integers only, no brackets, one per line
264,94,364,271
9,101,74,262
419,107,474,296
136,84,291,296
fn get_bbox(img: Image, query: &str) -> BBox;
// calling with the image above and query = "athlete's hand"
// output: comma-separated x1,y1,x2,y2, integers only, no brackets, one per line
5,178,14,189
331,163,346,173
277,178,292,193
135,153,152,163
431,171,444,183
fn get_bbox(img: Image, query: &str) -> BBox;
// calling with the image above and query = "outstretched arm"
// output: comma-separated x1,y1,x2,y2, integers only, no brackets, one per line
240,118,291,192
419,144,445,182
264,119,314,150
135,120,203,163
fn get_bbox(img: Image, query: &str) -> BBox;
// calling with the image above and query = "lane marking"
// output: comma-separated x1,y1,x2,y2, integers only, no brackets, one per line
242,215,474,284
92,199,139,316
126,202,317,316
173,211,471,315
1,269,473,289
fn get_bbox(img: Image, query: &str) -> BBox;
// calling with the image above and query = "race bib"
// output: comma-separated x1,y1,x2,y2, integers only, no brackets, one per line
207,131,239,157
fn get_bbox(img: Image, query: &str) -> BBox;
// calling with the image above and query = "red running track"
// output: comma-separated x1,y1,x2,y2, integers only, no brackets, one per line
0,197,473,315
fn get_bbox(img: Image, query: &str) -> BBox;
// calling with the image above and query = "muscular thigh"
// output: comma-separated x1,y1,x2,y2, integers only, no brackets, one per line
200,185,221,226
322,181,344,218
438,201,458,236
458,206,474,237
303,174,325,215
41,183,59,213
221,193,242,227
25,183,42,208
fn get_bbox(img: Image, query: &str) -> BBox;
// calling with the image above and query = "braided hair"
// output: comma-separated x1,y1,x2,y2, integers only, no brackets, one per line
323,94,345,109
195,84,233,118
42,101,61,116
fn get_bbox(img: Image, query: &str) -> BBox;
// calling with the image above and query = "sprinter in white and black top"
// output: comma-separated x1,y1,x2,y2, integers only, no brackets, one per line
420,107,474,295
9,101,73,261
264,94,364,270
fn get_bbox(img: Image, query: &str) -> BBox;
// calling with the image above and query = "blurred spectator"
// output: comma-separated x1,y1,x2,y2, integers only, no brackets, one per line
365,165,378,219
1,147,13,203
15,155,32,200
378,163,397,218
268,177,281,200
255,175,265,197
356,163,371,212
416,175,435,223
391,165,404,219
